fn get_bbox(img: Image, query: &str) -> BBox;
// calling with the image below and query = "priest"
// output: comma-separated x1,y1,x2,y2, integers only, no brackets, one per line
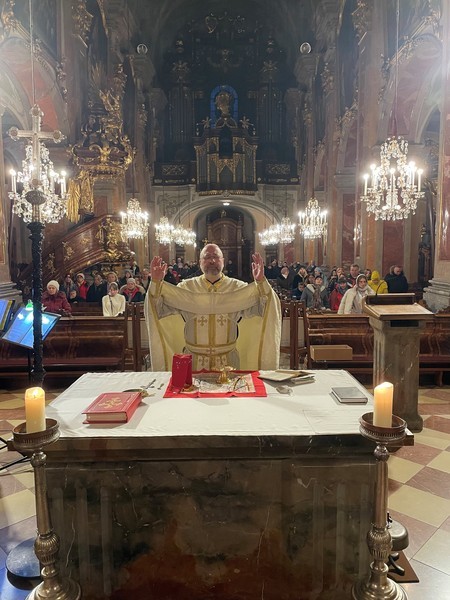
145,244,281,371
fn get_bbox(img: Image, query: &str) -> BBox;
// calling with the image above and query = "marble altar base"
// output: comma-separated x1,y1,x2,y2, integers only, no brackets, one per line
47,450,373,600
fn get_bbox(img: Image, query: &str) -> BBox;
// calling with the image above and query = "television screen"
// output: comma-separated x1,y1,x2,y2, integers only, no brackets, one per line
2,306,60,349
0,299,14,332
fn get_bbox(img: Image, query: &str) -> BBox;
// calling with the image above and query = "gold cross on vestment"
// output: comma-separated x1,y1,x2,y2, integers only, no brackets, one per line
198,315,208,326
217,314,227,326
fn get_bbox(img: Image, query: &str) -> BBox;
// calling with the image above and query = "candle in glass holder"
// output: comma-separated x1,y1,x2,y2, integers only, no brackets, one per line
25,387,46,433
373,382,393,427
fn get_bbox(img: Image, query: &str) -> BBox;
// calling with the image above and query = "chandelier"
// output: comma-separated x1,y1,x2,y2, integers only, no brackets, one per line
259,224,281,246
360,0,424,221
278,217,296,244
173,225,196,246
298,197,327,240
9,106,67,224
155,216,175,245
361,138,424,221
120,197,149,239
258,186,295,245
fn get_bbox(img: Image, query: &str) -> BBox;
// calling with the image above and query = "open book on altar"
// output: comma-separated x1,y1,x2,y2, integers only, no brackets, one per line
258,370,315,383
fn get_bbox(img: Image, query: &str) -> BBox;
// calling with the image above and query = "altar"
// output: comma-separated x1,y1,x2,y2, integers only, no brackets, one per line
44,371,394,600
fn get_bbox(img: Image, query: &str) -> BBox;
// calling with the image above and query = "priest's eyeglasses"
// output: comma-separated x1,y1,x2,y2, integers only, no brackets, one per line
202,253,223,261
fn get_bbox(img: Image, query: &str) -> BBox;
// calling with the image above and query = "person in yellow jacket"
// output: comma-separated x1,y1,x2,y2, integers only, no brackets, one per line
368,270,388,294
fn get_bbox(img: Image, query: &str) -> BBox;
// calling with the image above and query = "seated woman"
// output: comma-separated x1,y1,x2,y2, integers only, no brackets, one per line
102,282,126,316
300,275,329,309
75,272,89,300
329,276,351,311
42,280,72,315
121,278,144,303
338,274,374,314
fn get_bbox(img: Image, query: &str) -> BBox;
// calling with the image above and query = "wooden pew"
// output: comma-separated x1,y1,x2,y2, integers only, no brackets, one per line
306,311,450,385
419,312,450,386
0,315,127,379
69,302,103,315
307,313,374,376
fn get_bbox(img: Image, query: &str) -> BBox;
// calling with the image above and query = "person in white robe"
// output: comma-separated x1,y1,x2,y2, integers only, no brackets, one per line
145,244,281,371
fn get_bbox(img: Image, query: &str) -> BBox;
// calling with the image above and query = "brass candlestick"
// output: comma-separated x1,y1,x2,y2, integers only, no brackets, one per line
13,419,81,600
352,412,408,600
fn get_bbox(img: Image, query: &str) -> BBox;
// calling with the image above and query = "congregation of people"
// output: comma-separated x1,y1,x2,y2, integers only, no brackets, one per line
267,261,408,314
41,259,202,317
41,256,408,318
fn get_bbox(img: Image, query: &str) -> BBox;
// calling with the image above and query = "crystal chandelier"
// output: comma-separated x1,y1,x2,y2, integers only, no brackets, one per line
360,0,424,221
259,224,280,246
9,107,67,224
298,197,327,240
278,217,296,244
155,216,174,245
258,186,295,245
361,138,424,221
173,225,196,246
171,189,196,246
120,197,149,239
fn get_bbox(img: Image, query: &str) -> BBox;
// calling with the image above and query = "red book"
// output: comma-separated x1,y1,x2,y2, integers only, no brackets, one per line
82,391,142,424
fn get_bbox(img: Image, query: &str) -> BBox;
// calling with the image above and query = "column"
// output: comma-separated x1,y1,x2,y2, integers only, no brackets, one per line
423,1,450,311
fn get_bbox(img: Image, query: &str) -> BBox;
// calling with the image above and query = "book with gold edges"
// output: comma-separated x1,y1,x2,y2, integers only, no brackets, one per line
82,391,142,423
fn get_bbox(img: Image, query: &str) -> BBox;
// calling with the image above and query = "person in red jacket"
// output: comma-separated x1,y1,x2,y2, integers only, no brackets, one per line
329,276,351,311
75,272,89,300
42,280,72,315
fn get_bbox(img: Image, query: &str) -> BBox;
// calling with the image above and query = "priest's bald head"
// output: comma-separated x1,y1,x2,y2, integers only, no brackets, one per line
199,244,224,282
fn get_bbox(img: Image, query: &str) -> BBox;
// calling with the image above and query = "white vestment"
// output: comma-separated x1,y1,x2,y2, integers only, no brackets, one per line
145,275,281,371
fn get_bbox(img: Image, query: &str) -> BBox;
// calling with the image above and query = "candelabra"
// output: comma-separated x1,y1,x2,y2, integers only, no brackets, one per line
352,412,408,600
12,419,81,600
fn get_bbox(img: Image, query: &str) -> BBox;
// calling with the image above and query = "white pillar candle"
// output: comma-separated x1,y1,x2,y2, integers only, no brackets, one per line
373,382,393,428
25,387,46,433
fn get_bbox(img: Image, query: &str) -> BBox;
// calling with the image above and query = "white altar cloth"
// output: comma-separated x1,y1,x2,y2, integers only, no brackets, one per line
46,370,373,439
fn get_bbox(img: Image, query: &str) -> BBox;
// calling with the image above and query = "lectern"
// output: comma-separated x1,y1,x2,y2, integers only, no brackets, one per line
363,294,432,432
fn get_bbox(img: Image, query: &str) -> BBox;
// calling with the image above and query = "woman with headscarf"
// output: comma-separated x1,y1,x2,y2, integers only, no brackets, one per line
42,280,72,315
338,274,374,314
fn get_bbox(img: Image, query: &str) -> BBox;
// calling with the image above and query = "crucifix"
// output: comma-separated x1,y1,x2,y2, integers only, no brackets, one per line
9,104,65,217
